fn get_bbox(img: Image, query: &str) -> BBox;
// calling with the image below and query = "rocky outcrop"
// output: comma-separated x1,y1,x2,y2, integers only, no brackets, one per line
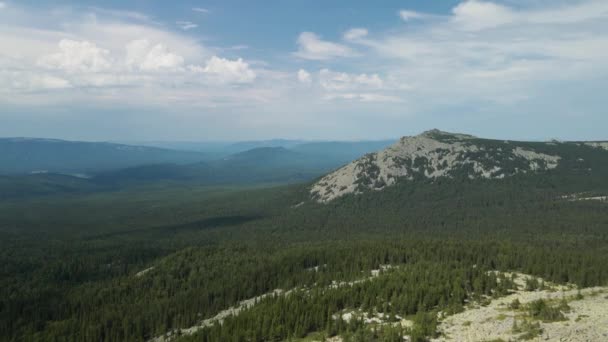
311,130,561,203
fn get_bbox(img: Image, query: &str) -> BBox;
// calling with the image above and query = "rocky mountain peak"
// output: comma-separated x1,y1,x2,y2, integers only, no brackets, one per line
417,129,476,140
310,131,561,203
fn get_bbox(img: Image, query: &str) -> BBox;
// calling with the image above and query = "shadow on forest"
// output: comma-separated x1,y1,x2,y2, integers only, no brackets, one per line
86,215,262,240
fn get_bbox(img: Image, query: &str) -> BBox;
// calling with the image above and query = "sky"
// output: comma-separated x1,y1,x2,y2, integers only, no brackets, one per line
0,0,607,142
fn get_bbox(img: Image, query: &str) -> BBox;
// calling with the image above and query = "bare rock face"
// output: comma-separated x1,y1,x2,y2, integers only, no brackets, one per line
311,130,561,203
585,142,608,151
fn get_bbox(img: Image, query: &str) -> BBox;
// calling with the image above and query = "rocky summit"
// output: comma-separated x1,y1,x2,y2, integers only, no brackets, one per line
311,129,562,203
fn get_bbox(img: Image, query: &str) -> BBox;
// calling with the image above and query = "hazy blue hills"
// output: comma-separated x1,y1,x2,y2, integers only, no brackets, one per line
4,133,608,203
119,139,395,159
93,147,340,187
0,137,396,196
0,138,206,175
291,140,395,164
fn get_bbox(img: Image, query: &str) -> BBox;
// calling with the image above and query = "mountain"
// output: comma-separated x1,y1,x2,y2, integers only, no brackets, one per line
0,138,206,175
1,143,392,197
113,140,304,158
120,139,395,161
290,140,395,164
209,147,336,184
227,139,305,153
220,146,302,164
93,147,335,187
311,129,608,203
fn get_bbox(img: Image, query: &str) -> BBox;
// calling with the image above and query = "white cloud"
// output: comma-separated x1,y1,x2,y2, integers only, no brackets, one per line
29,75,72,90
125,39,184,71
176,21,198,31
192,7,210,14
228,44,249,51
450,0,608,32
319,69,383,91
88,7,151,21
71,19,208,62
297,69,311,83
399,10,426,21
324,93,401,103
0,70,72,92
451,0,515,30
2,0,608,138
294,32,355,60
355,0,608,111
0,2,6,10
526,1,608,24
190,56,256,84
344,28,368,41
0,3,276,111
38,40,112,72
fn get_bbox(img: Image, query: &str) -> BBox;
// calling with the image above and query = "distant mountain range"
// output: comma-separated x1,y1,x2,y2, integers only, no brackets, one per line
118,139,395,160
83,144,399,187
0,138,206,175
0,137,395,176
0,137,396,198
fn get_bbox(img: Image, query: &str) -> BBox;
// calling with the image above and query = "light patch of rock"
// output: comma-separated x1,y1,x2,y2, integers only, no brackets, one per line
135,266,154,278
512,147,560,170
560,193,607,202
151,267,394,342
432,274,608,342
292,201,305,208
150,289,287,342
585,142,608,151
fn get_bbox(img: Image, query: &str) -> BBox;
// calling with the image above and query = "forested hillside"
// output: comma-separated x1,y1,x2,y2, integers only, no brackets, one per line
1,132,608,341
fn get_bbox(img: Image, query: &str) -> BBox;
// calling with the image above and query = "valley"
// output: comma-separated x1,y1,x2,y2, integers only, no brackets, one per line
1,130,608,341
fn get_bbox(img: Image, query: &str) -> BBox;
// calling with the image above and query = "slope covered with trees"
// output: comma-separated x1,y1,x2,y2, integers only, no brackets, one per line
1,132,608,341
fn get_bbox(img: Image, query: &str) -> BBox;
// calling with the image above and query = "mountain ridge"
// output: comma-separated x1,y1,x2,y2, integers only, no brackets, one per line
310,129,605,203
0,138,207,175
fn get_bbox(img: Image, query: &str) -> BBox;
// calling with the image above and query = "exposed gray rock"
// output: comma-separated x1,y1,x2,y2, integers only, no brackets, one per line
311,130,561,203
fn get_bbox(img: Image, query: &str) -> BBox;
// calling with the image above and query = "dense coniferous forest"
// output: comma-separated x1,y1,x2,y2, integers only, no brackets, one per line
1,139,608,341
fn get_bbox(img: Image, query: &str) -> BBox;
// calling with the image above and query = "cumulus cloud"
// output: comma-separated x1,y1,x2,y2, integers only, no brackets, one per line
2,0,608,139
38,40,112,72
297,69,311,83
190,56,256,84
451,0,515,30
294,32,355,60
0,2,280,115
176,21,198,31
125,39,184,71
344,28,368,41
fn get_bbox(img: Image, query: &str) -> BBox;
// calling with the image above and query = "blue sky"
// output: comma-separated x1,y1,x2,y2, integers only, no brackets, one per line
1,0,607,141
